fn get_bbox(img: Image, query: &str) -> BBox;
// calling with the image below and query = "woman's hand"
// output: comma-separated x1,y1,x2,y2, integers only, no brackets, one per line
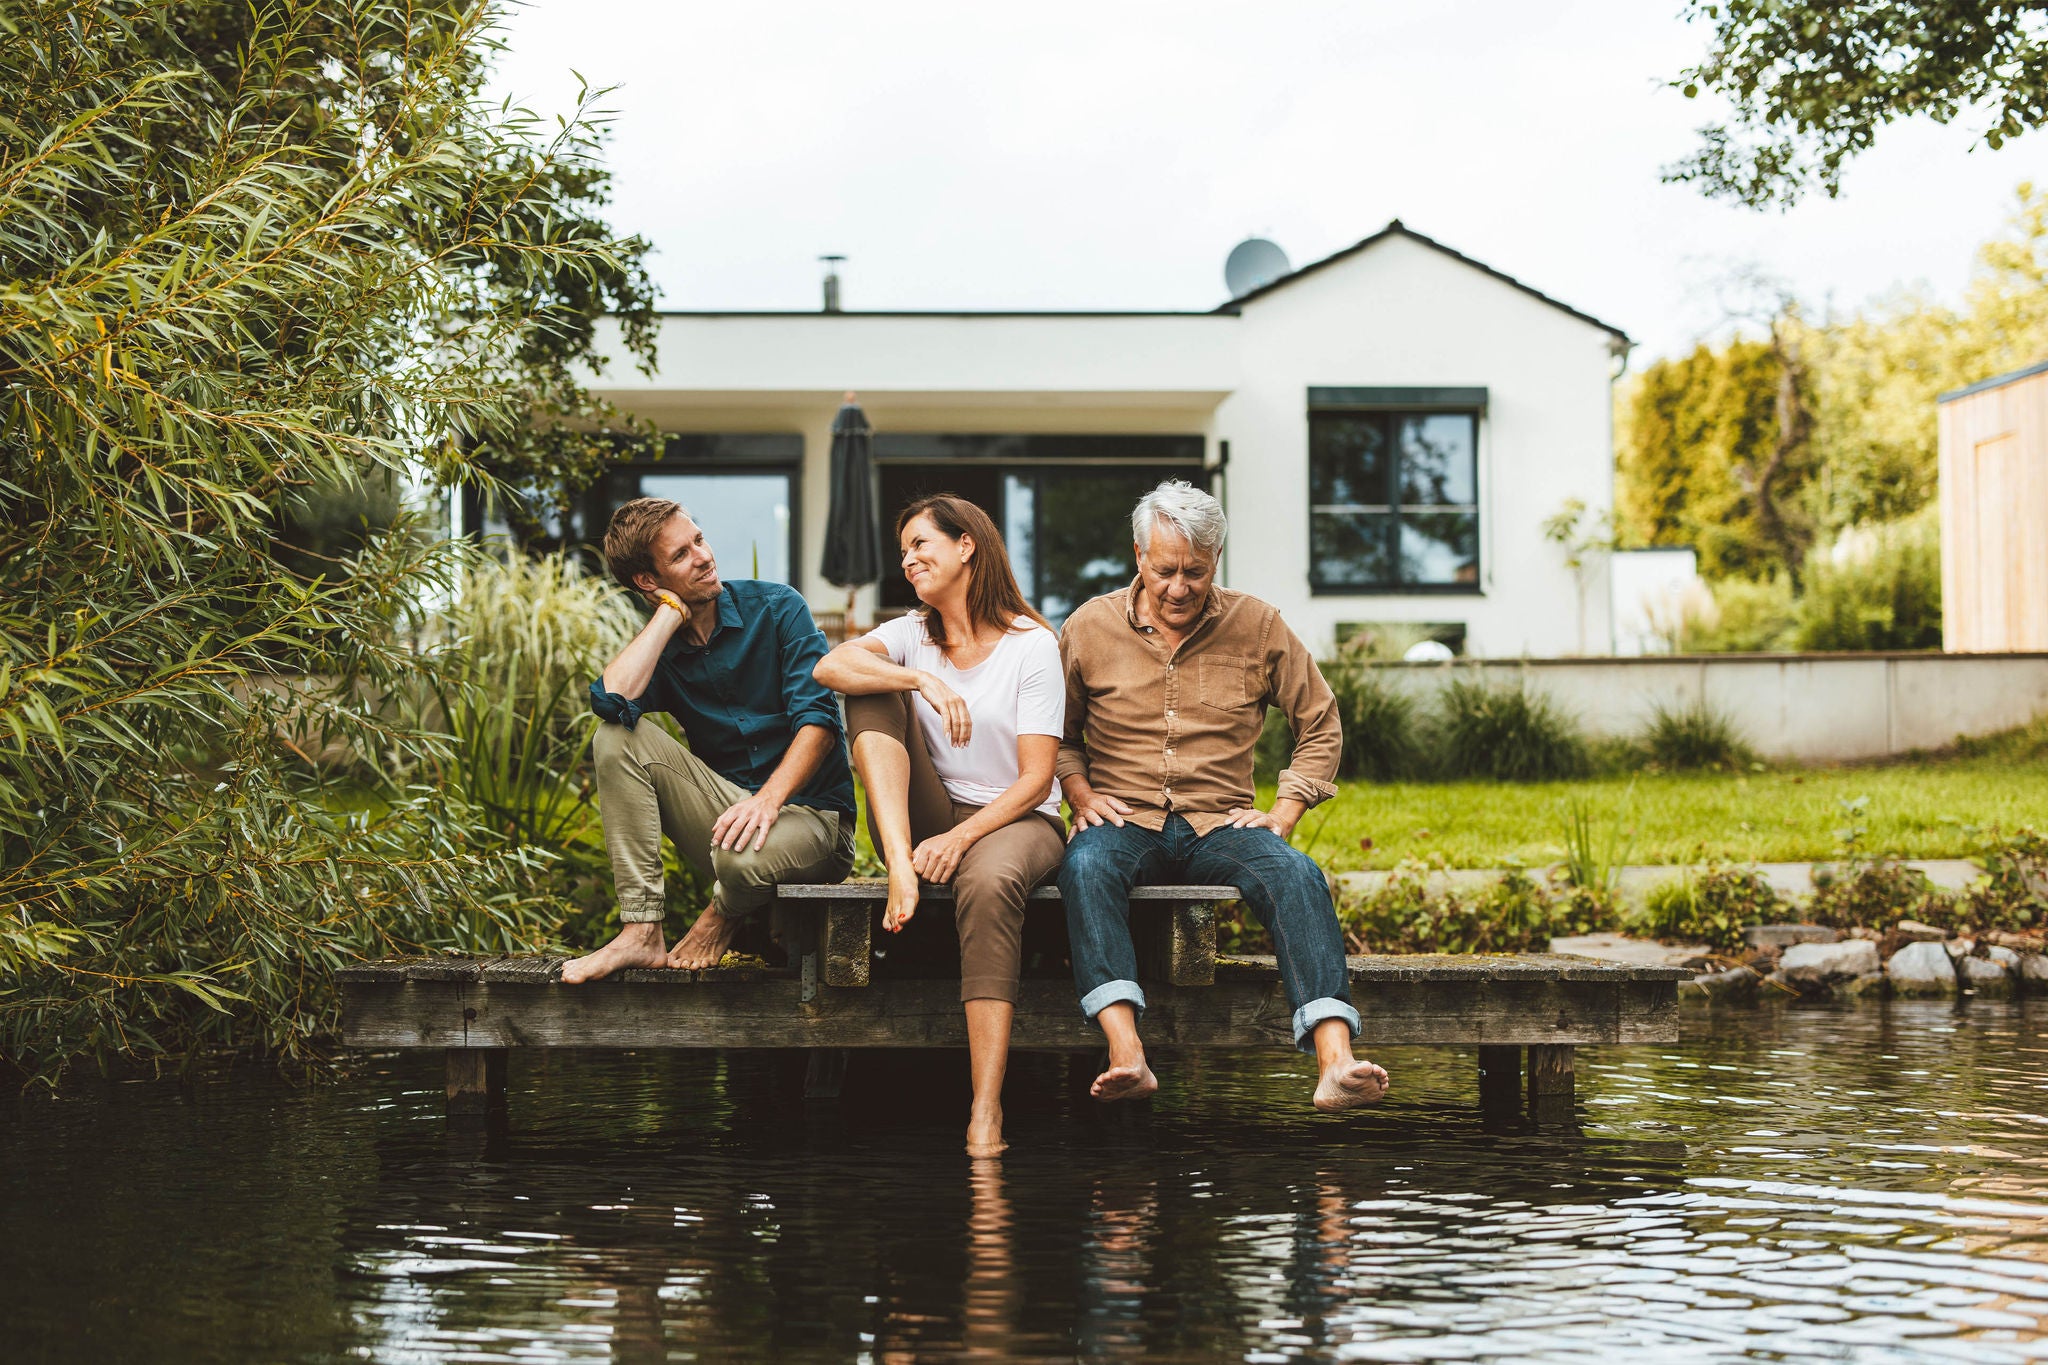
910,828,976,884
916,670,973,746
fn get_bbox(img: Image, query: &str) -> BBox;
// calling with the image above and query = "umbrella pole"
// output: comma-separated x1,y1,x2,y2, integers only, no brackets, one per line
845,584,858,640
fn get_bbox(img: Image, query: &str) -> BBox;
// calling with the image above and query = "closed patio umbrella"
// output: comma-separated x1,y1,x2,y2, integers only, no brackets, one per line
820,392,883,635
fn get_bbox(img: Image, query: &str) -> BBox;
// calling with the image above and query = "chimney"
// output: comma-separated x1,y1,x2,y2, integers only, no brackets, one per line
820,255,845,312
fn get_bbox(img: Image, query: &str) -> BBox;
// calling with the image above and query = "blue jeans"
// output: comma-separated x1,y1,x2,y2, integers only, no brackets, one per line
1058,814,1360,1052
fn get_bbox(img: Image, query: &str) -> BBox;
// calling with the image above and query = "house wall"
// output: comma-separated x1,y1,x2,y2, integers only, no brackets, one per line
1217,233,1619,657
1938,363,2048,652
587,238,1622,656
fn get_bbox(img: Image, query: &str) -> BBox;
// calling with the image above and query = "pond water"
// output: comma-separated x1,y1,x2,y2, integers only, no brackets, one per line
4,1001,2045,1363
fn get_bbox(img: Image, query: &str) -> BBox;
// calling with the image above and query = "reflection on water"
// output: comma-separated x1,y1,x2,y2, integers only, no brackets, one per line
4,1001,2045,1362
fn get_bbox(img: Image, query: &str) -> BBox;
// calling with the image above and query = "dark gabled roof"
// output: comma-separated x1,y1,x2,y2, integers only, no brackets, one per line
1214,220,1632,343
1939,355,2048,403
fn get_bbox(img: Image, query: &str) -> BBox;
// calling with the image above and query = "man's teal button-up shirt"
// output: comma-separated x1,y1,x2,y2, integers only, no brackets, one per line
588,579,855,819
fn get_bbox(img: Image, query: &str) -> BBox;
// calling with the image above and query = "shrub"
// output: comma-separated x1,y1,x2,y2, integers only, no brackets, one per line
1259,649,1427,783
1334,860,1617,956
1789,511,1943,652
1324,659,1427,781
1436,673,1590,781
1630,863,1785,950
0,0,648,1084
1808,860,1953,930
1954,825,2047,934
1679,575,1796,652
1949,713,2048,763
1638,698,1757,771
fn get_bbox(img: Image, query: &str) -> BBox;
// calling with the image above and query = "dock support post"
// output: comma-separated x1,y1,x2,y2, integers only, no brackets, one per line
803,1048,848,1100
820,901,871,987
1137,900,1219,986
446,1048,507,1120
1527,1044,1575,1125
1477,1045,1521,1118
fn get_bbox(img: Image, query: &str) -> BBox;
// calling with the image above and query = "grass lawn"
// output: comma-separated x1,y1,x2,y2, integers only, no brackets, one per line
849,752,2045,875
1274,751,2048,873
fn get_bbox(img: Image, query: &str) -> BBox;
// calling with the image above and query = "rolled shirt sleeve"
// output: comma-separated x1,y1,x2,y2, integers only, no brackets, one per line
1267,615,1341,809
590,677,654,729
772,589,846,738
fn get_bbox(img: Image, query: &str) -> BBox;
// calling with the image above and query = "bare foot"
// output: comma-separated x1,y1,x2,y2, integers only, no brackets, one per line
882,859,919,932
667,904,740,970
1090,1057,1158,1103
561,922,668,984
1313,1058,1390,1112
966,1103,1007,1157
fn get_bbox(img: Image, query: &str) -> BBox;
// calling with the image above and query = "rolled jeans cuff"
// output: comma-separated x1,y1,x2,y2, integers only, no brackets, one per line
616,897,667,924
1080,979,1146,1023
1292,998,1361,1052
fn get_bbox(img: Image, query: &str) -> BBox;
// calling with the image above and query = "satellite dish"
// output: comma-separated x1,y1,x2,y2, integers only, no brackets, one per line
1224,237,1292,297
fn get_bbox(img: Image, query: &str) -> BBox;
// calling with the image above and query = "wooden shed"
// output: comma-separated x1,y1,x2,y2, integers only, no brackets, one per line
1938,358,2048,651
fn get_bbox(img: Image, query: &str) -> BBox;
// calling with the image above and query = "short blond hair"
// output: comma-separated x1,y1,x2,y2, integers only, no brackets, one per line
602,497,685,593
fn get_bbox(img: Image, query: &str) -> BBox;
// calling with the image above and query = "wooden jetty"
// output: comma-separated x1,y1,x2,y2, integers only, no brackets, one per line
338,881,1687,1125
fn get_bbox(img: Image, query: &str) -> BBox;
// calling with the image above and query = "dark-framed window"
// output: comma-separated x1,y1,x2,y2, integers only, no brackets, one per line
587,434,802,584
467,434,803,583
875,434,1205,625
1309,406,1480,594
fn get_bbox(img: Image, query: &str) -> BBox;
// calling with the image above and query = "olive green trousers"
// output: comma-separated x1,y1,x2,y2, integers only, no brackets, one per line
592,720,854,923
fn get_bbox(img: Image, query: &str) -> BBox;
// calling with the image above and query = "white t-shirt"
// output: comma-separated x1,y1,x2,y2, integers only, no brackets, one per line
859,613,1065,814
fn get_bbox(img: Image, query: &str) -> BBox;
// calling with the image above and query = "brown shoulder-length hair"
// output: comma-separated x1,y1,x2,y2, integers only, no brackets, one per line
895,493,1050,650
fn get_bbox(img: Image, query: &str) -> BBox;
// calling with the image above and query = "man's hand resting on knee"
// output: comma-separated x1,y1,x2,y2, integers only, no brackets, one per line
712,791,783,852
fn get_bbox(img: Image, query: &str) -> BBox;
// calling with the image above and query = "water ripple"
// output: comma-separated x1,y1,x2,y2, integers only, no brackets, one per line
2,1001,2044,1361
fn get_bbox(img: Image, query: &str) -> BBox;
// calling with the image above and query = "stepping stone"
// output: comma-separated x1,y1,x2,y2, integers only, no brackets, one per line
1745,924,1839,949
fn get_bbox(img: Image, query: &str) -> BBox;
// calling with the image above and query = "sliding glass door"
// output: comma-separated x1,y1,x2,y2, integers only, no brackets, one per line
875,435,1205,625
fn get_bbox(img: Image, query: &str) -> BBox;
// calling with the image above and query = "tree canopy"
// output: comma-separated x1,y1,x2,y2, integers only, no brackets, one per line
0,0,648,1082
1670,1,2048,207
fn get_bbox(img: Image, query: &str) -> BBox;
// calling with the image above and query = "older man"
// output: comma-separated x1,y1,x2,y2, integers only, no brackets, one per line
563,497,856,984
1056,481,1388,1111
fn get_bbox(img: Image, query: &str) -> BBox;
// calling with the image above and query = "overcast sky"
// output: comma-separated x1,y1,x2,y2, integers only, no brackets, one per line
488,0,2044,362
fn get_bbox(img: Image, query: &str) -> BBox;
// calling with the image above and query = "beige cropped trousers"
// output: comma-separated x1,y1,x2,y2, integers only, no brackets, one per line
592,720,854,924
845,692,1065,1003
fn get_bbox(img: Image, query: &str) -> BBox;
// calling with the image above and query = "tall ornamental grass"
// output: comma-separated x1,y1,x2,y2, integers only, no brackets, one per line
424,554,642,871
1436,674,1591,782
0,0,648,1083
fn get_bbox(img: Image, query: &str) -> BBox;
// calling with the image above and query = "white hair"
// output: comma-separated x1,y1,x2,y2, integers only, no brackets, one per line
1132,480,1227,559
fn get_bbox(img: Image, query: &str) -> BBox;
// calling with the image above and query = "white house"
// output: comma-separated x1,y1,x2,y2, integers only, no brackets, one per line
583,221,1630,657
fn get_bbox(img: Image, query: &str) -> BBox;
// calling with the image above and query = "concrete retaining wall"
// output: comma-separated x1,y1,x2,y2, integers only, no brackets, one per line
1371,652,2048,762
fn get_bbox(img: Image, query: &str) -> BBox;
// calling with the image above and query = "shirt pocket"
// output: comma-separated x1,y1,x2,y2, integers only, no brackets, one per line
1198,655,1260,710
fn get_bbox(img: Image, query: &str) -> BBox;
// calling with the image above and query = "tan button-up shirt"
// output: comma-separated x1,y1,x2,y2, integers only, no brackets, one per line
1056,578,1341,836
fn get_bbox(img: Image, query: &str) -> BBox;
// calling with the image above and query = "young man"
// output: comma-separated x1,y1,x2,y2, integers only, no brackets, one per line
1055,481,1390,1111
563,497,856,983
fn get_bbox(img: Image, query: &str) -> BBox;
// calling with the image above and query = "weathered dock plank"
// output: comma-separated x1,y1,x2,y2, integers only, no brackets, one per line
336,885,1685,1127
341,953,1684,1052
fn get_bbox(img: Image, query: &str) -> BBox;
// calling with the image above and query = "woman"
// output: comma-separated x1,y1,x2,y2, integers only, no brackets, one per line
813,494,1065,1157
